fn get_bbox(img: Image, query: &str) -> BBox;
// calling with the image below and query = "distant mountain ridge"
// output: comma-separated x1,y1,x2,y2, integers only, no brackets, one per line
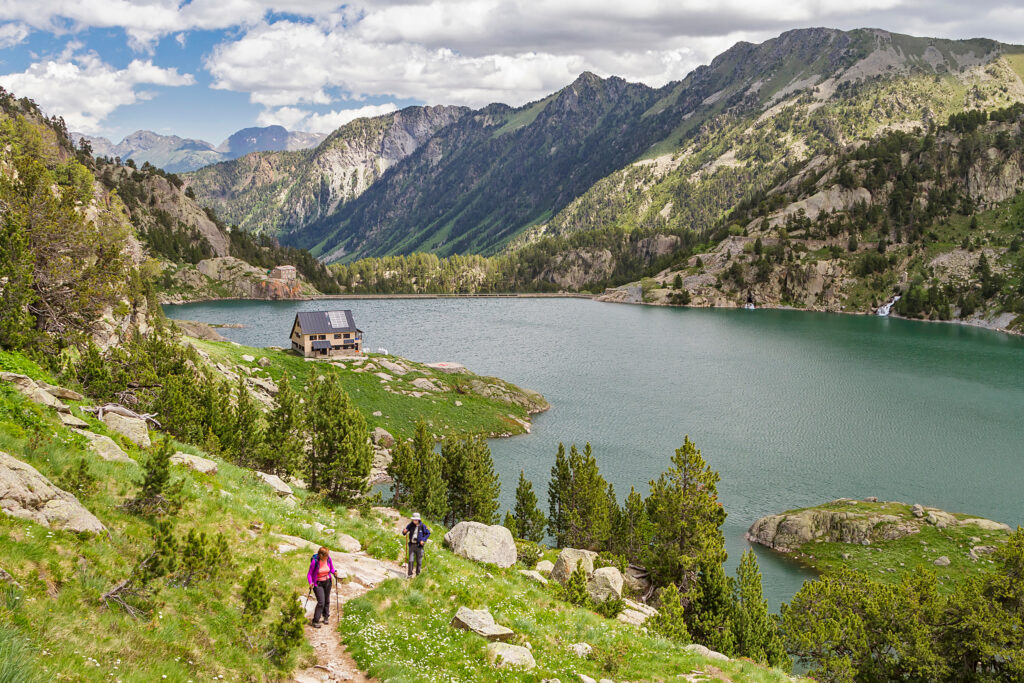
70,125,327,173
183,27,1023,265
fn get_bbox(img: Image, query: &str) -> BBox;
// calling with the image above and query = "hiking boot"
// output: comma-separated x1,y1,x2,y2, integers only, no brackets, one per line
311,620,321,628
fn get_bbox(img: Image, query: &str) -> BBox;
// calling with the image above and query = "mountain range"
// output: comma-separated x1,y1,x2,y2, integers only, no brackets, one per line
184,28,1024,270
70,125,326,174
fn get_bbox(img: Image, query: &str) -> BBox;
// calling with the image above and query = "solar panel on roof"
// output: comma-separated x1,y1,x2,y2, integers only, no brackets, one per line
327,311,347,328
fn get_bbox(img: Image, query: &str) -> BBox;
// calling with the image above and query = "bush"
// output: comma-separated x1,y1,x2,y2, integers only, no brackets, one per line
594,595,625,618
515,540,543,568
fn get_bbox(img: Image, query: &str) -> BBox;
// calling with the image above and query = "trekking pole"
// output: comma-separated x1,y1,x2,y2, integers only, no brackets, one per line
303,585,312,612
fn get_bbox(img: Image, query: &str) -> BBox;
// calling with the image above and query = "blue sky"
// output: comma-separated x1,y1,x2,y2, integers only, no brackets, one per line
1,1,1022,143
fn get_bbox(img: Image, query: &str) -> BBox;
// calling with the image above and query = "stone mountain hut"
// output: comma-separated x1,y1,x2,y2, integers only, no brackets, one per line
269,265,297,280
290,310,363,357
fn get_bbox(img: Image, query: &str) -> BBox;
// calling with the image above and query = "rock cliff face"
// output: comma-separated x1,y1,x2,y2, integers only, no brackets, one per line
186,105,469,235
161,256,313,303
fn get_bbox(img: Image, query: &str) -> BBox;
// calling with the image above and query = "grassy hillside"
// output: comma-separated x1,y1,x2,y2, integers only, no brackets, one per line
185,338,548,439
0,351,789,682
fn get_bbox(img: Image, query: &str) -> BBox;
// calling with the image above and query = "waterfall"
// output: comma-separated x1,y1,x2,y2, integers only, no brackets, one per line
876,295,901,316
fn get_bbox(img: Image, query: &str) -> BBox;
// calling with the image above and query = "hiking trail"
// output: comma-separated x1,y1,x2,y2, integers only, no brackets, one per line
291,514,409,683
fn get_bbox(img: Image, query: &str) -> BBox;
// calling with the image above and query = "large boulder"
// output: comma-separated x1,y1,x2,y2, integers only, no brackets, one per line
73,430,134,464
170,452,218,475
550,548,598,584
371,427,395,448
1,372,70,412
587,566,624,603
683,643,729,662
101,412,150,448
443,521,517,568
486,642,535,670
0,451,105,533
255,471,293,497
450,606,514,641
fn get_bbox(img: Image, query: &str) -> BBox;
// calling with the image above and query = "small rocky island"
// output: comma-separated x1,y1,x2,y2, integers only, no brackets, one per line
747,498,1015,586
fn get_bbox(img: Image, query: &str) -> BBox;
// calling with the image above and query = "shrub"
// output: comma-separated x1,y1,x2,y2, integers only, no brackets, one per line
515,539,543,568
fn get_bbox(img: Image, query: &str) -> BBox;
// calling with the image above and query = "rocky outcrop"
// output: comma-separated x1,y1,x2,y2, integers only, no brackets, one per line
486,642,535,670
747,499,1012,552
73,430,134,464
450,606,514,642
255,471,294,497
170,452,218,475
0,451,105,533
101,412,151,448
550,548,597,584
587,566,624,603
443,522,517,568
1,372,70,412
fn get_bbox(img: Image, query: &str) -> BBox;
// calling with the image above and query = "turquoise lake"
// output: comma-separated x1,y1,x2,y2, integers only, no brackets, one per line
165,298,1024,608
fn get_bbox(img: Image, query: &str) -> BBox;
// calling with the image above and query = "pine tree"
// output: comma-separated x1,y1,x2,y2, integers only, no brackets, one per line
687,560,735,656
512,470,546,542
564,564,590,607
548,442,571,544
142,520,178,584
503,510,518,537
229,375,263,467
305,374,373,501
177,528,212,587
731,550,789,668
648,583,691,644
644,436,727,591
611,486,653,563
414,446,448,522
387,440,419,507
258,374,303,476
241,568,272,621
268,592,306,665
441,434,500,525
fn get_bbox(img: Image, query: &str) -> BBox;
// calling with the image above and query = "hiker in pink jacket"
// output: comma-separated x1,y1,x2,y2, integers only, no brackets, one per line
307,546,337,627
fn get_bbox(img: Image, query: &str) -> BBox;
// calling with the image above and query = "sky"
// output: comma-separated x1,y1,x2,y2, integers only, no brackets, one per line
0,1,1023,144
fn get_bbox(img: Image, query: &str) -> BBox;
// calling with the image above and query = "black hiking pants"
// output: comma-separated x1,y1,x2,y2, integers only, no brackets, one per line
407,543,424,576
313,578,332,623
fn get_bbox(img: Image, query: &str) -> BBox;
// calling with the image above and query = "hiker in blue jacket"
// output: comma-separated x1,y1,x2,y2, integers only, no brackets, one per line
401,513,431,577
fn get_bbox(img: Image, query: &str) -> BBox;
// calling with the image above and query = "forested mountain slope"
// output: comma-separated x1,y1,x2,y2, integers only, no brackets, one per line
197,28,1024,267
185,105,468,247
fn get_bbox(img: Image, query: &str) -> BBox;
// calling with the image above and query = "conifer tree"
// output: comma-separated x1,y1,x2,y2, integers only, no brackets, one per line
414,446,448,522
644,436,726,590
229,375,263,467
648,582,691,644
387,440,419,507
258,374,303,476
687,560,736,656
142,520,178,584
512,470,546,542
268,592,306,664
503,510,518,537
611,486,653,563
441,434,500,525
241,568,272,621
305,374,373,501
564,564,590,607
731,550,788,668
548,443,571,543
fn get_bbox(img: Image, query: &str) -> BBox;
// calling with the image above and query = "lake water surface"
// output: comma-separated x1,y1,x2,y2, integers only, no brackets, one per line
166,298,1024,608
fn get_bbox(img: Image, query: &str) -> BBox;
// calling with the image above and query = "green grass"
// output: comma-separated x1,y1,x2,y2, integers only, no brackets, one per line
776,501,1014,592
185,339,547,441
0,368,794,682
339,544,798,683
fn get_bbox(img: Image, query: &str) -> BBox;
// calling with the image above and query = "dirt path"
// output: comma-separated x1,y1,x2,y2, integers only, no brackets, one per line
291,544,407,682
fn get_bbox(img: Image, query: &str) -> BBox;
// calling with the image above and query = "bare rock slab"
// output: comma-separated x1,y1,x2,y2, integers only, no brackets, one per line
58,413,89,428
73,430,134,464
683,643,730,662
519,569,548,585
486,642,535,670
255,471,293,497
170,452,218,475
451,606,515,642
444,521,517,568
101,412,150,448
0,451,105,533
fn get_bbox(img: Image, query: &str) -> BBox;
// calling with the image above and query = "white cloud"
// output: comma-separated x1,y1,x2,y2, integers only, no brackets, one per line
0,21,30,48
258,102,401,132
0,48,193,133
